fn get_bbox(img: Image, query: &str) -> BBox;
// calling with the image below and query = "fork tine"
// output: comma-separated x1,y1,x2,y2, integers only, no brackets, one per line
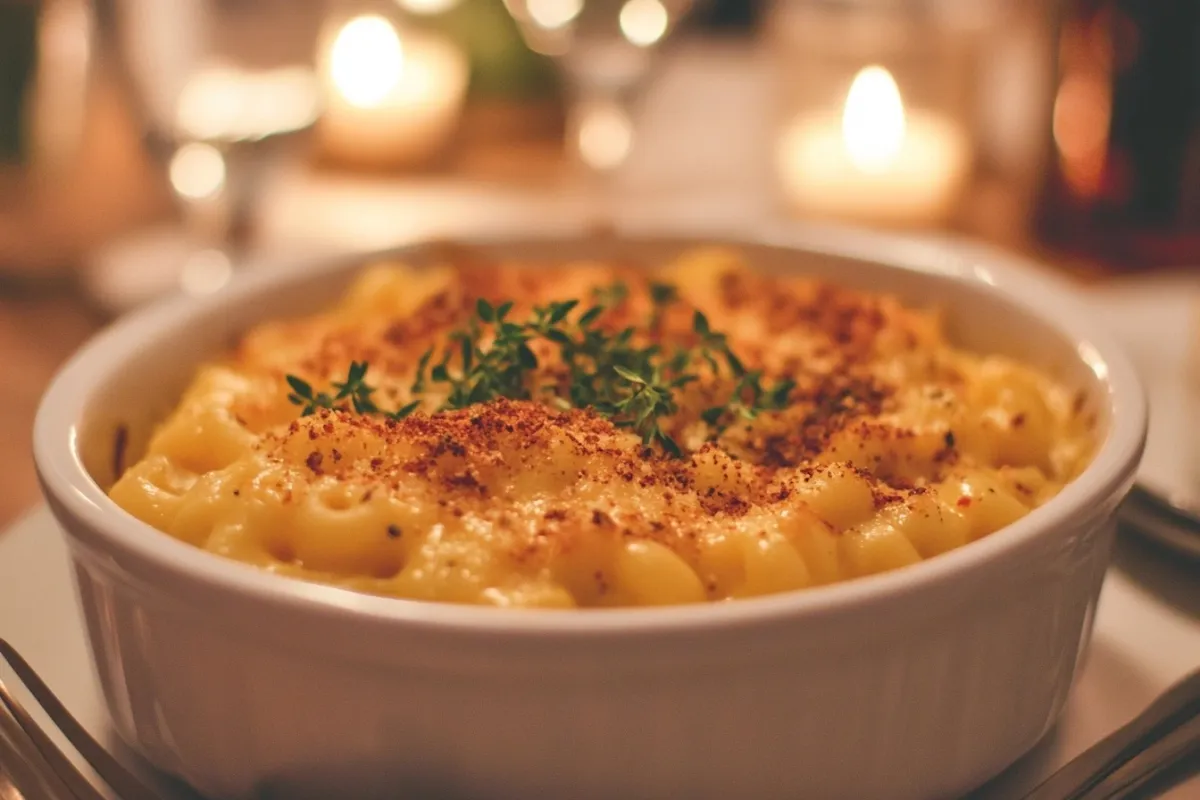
0,678,112,800
0,640,162,800
1,706,58,799
0,754,38,800
0,694,85,800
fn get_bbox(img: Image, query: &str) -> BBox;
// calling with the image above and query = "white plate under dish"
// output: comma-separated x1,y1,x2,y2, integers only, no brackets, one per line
1086,272,1200,556
1,506,1199,799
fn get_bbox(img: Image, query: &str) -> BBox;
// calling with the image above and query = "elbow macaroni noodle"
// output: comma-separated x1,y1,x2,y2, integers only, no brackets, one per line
109,248,1096,608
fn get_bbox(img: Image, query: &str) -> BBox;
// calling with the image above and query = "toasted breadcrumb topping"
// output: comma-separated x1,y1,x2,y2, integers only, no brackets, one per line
109,248,1095,606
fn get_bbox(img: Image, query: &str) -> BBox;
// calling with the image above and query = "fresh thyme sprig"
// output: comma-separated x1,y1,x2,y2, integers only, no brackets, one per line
688,309,795,427
426,298,536,409
286,361,420,420
285,280,795,456
608,364,693,457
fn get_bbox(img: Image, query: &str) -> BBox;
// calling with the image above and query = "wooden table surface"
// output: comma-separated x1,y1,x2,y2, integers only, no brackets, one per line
0,288,103,526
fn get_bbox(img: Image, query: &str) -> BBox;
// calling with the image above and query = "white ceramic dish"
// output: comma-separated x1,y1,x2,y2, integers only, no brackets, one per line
33,232,1147,800
7,507,1200,800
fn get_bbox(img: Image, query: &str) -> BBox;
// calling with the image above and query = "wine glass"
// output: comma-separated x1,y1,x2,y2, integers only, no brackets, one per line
501,0,697,180
86,0,327,312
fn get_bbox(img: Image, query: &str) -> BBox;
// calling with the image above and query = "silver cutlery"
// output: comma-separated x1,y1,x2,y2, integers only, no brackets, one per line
0,638,161,800
1021,667,1200,800
1120,485,1200,560
1081,714,1200,799
0,765,28,800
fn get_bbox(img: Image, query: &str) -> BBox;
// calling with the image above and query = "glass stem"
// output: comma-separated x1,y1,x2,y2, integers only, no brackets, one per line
168,139,245,291
173,138,262,253
564,84,637,230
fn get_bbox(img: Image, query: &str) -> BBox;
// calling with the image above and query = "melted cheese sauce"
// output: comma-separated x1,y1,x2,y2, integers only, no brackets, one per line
109,248,1095,607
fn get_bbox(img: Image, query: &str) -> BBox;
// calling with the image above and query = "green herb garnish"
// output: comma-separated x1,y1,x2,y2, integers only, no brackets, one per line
286,281,794,456
286,361,420,420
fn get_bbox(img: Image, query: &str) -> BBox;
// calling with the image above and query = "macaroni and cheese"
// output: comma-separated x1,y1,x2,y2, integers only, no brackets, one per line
109,248,1095,608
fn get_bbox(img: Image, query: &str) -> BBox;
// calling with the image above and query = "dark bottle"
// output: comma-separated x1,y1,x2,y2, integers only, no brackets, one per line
1035,0,1200,271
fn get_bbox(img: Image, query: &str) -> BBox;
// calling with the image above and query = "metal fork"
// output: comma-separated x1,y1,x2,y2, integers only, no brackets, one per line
0,638,162,800
1021,667,1200,800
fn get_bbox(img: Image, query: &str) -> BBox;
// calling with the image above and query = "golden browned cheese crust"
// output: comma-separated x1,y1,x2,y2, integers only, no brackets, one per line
108,248,1096,608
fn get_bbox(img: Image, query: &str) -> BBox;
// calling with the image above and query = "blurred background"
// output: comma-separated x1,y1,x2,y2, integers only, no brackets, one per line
0,0,1197,524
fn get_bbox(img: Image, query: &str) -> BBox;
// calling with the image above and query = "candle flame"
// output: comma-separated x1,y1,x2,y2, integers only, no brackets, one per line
330,15,405,109
842,65,906,174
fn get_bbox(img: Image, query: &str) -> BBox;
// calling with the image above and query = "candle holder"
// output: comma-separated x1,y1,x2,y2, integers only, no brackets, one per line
766,0,996,229
314,3,469,171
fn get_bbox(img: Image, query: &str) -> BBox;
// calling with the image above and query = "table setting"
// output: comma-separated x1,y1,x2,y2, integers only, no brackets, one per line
1,0,1198,798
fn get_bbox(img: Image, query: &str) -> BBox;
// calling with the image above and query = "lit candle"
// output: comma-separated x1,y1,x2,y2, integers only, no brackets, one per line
316,14,469,170
777,65,971,227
